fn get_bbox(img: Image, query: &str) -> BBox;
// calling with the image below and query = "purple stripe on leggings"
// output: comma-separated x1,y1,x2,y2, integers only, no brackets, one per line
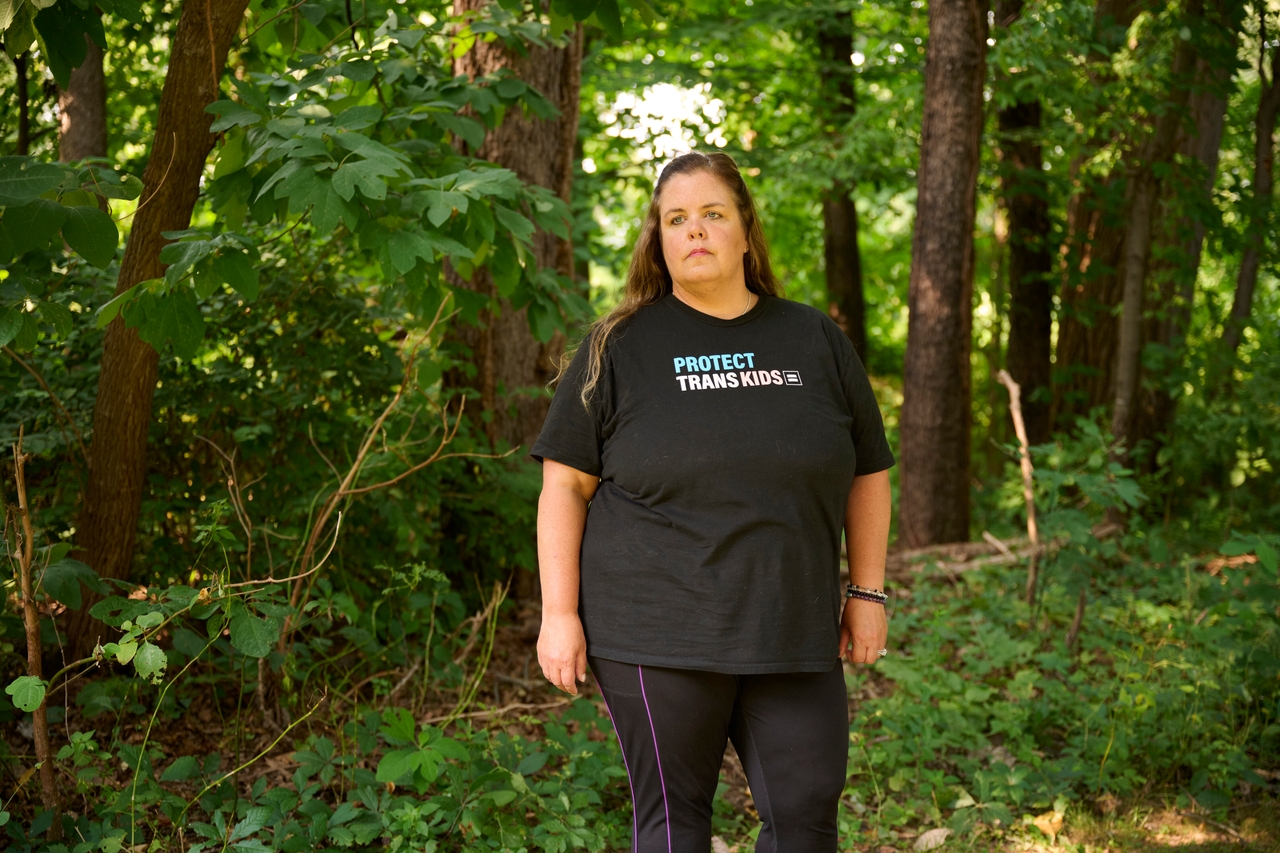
637,665,673,853
598,691,639,853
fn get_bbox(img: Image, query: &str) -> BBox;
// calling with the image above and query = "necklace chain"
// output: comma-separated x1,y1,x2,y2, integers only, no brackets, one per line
738,289,753,318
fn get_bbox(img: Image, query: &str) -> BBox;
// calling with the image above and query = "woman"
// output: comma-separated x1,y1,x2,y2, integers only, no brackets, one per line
531,151,893,852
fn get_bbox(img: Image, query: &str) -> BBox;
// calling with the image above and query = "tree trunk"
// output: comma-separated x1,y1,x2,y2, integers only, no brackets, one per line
898,0,987,548
445,3,583,453
822,188,867,361
1132,47,1236,449
15,52,30,155
995,0,1052,445
1223,29,1278,355
1051,0,1145,429
816,18,868,360
68,0,250,657
58,31,108,161
1111,0,1203,454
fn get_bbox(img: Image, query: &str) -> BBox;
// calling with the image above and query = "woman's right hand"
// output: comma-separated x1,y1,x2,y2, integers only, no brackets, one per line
538,611,587,695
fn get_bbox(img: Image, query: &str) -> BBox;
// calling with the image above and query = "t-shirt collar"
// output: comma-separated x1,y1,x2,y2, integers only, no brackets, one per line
662,290,771,327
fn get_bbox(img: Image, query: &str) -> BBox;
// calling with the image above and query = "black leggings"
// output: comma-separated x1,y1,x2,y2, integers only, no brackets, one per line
590,656,849,853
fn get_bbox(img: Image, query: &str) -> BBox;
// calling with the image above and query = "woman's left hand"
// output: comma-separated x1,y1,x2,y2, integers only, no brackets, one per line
839,597,887,665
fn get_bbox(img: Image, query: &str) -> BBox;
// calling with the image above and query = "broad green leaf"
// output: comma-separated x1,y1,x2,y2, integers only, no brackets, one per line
494,206,535,243
159,239,214,284
40,558,99,609
160,755,201,782
0,307,23,347
39,300,73,338
113,639,138,665
212,252,260,302
95,281,147,329
424,191,467,227
6,675,45,712
134,641,167,684
387,228,436,274
0,0,25,33
207,100,263,132
304,178,358,235
434,114,486,150
487,790,517,806
62,205,119,268
34,0,105,87
334,105,382,130
374,748,417,783
594,0,623,39
332,160,395,202
0,157,65,206
96,174,144,200
213,130,247,180
4,198,67,254
127,287,206,360
229,611,279,658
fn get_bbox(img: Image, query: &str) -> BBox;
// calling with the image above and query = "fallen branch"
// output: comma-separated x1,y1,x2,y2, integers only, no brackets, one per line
419,698,572,726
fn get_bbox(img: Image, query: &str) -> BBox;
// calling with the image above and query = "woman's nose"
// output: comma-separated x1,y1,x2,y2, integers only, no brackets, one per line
687,219,705,239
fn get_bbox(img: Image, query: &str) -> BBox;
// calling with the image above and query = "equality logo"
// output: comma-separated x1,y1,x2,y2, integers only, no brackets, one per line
672,352,802,392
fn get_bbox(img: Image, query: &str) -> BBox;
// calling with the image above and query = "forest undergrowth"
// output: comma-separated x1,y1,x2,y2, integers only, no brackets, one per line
2,420,1278,853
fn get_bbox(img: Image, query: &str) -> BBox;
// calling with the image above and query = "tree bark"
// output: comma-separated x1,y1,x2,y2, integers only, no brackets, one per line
822,188,867,361
58,31,108,161
995,0,1052,445
816,17,868,361
1132,46,1236,449
1051,0,1144,429
1111,0,1203,453
899,0,987,547
68,0,250,657
14,52,30,155
445,2,583,453
1223,26,1278,355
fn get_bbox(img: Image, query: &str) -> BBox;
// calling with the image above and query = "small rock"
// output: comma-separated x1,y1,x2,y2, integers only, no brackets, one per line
913,827,952,851
711,837,733,853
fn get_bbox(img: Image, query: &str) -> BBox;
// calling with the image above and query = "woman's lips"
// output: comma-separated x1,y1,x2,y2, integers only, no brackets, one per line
686,248,710,258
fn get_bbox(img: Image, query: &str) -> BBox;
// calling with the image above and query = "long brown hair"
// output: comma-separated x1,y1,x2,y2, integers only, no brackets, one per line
572,151,782,408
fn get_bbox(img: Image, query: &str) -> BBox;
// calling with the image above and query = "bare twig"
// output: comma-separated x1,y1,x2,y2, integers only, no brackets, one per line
1066,588,1086,652
3,346,89,465
418,698,571,726
996,370,1040,604
9,428,63,840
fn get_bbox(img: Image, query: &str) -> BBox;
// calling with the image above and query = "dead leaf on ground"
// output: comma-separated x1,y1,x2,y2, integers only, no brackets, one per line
913,827,952,851
1034,810,1065,843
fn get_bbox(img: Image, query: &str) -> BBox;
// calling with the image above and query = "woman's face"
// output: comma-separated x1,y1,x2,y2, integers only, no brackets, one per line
658,171,749,291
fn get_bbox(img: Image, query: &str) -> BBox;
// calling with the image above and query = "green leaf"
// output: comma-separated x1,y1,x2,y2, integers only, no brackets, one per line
332,159,395,202
95,281,146,329
40,558,99,609
0,157,65,206
113,639,138,665
212,252,260,302
126,287,206,359
6,675,45,712
34,0,105,87
61,205,119,268
387,229,435,274
494,206,536,243
39,300,73,337
0,307,23,347
160,755,201,782
334,105,382,130
1256,539,1277,575
299,176,357,235
213,130,247,180
229,611,279,658
487,790,517,806
424,191,467,227
207,100,263,132
594,0,623,39
375,748,417,783
159,238,214,285
3,198,67,255
134,641,167,684
434,114,486,150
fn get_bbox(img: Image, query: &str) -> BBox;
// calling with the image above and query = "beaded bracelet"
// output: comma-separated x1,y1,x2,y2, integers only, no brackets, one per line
846,583,888,604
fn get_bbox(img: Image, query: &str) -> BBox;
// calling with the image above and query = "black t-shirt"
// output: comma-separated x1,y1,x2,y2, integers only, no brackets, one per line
530,292,895,673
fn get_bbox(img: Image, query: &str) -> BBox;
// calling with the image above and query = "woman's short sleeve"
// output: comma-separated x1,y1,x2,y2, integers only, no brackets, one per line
836,337,896,476
529,339,607,477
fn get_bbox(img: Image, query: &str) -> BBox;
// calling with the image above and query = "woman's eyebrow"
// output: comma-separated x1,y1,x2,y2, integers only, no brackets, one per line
661,201,728,216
